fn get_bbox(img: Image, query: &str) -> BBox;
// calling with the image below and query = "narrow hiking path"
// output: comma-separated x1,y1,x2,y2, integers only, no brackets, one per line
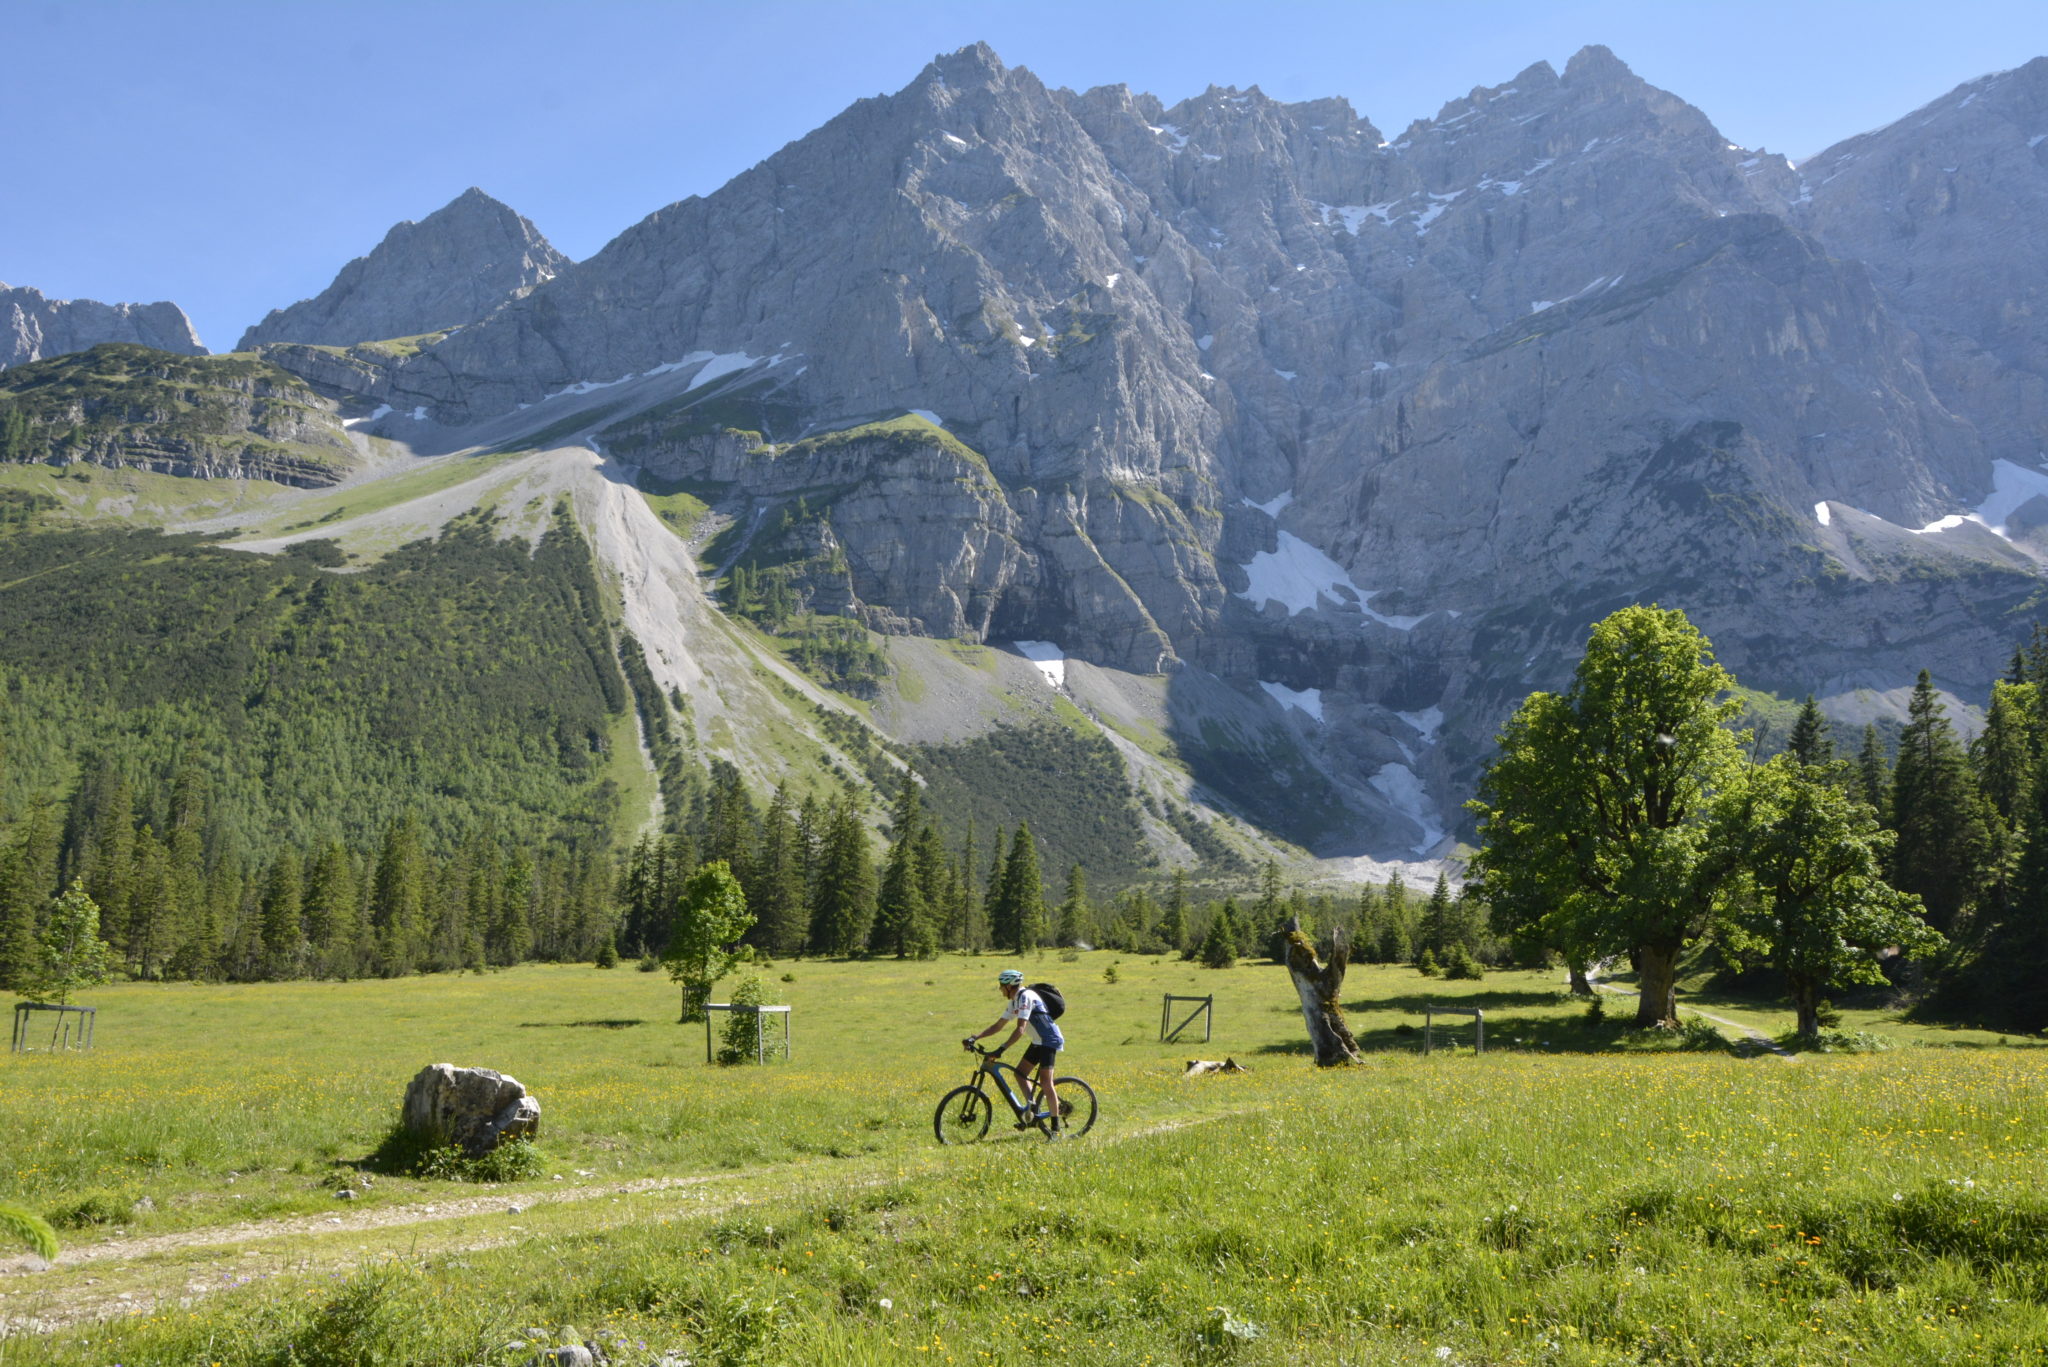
0,1112,1229,1336
1585,977,1797,1060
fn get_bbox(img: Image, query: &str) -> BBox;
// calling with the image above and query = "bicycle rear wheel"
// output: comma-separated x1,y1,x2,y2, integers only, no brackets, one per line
934,1085,994,1144
1045,1077,1096,1137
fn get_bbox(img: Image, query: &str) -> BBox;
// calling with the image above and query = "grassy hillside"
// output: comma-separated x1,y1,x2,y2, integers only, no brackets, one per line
5,958,2043,1364
0,343,357,486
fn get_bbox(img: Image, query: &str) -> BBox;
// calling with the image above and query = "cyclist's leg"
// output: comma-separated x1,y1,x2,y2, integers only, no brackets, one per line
1039,1054,1061,1126
1018,1044,1056,1122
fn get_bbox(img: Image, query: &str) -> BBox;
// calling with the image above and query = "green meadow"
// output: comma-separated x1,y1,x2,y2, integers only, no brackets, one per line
3,954,2046,1365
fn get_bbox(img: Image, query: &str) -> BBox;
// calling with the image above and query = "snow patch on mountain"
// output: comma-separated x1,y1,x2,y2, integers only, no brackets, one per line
1397,706,1444,743
1238,533,1425,628
1911,460,2048,538
1014,640,1066,689
1369,763,1445,854
1261,680,1323,720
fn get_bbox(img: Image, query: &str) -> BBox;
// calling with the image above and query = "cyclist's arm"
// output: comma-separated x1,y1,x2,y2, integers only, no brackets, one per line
965,1020,1023,1050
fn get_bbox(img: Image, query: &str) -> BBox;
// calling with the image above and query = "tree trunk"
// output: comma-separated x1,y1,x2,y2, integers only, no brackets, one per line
1567,960,1593,996
1790,974,1820,1039
1285,932,1360,1066
1633,943,1680,1027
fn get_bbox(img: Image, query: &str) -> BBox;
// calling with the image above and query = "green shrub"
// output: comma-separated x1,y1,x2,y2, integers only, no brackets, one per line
1676,1018,1729,1051
368,1126,543,1182
1809,1028,1894,1054
1416,948,1441,977
46,1190,132,1229
717,974,784,1065
1443,945,1484,980
415,1137,543,1183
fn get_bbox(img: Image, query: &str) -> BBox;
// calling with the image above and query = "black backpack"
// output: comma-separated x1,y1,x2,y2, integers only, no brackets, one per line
1028,982,1066,1020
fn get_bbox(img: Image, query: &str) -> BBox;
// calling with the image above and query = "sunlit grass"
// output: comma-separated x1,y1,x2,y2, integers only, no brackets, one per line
9,955,2048,1363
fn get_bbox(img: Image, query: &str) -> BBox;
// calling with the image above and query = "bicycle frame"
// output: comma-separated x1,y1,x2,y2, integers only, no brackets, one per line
968,1047,1039,1117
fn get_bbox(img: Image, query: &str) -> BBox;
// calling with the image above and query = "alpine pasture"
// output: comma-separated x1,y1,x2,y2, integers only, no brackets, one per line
3,954,2046,1365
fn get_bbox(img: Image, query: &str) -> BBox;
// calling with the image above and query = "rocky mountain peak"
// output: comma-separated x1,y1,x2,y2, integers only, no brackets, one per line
1561,43,1639,88
1,282,205,369
236,188,568,351
927,40,1005,82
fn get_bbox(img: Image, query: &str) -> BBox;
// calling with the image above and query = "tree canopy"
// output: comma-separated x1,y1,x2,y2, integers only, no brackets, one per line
1470,606,1747,1025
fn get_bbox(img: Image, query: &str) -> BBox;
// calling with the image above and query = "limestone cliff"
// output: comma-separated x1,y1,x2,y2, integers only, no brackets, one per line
1,283,205,368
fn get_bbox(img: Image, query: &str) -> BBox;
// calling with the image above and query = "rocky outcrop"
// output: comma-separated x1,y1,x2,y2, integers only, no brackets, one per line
400,1063,541,1156
0,344,357,486
1,283,205,368
237,188,568,350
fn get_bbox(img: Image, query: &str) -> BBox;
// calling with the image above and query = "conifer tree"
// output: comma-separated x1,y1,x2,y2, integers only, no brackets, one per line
1379,872,1411,962
948,818,984,951
1889,671,1993,933
1055,864,1088,947
996,824,1046,953
1787,695,1834,766
1973,732,2048,1029
82,774,135,961
1972,680,2036,826
0,807,58,990
872,827,926,959
808,797,876,956
369,814,427,975
702,762,757,886
495,849,535,967
1254,859,1287,960
744,788,803,954
1419,872,1456,960
302,843,359,977
1155,868,1191,955
911,823,949,947
1352,882,1383,963
126,828,175,980
1857,725,1892,820
258,852,304,980
1200,897,1243,968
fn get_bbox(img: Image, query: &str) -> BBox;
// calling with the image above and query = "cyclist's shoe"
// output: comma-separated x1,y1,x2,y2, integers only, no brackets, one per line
1047,1129,1066,1142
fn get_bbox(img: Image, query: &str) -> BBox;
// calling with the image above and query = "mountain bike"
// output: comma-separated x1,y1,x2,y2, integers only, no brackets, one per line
934,1043,1097,1144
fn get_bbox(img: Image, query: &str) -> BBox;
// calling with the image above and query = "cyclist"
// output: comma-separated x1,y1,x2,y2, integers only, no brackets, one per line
963,968,1064,1136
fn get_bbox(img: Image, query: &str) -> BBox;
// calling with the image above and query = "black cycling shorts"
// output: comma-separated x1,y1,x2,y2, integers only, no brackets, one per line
1022,1042,1060,1068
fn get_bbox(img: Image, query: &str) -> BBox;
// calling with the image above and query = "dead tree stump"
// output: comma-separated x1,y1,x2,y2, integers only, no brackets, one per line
1285,931,1360,1066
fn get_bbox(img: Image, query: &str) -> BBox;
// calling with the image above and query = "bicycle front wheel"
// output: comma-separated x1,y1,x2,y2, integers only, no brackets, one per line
1046,1077,1097,1137
934,1085,994,1145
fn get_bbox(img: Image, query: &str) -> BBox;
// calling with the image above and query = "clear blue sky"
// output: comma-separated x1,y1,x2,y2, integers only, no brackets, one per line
4,0,2043,350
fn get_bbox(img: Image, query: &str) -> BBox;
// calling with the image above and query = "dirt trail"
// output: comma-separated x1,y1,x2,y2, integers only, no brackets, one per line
1585,975,1797,1060
0,1113,1226,1335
